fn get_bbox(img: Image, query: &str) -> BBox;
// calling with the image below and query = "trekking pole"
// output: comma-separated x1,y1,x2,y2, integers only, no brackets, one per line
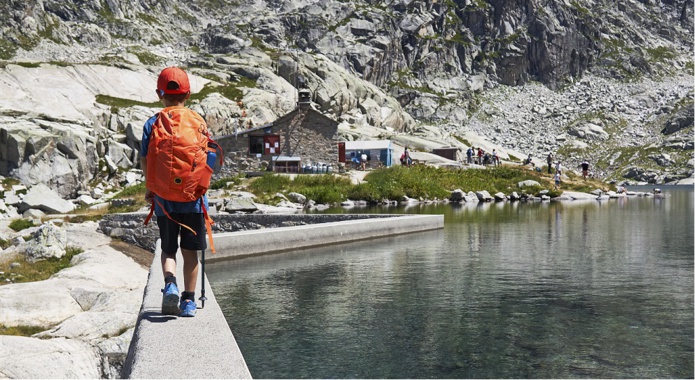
199,248,208,308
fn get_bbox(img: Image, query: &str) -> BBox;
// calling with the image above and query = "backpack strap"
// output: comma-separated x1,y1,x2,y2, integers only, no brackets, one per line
144,199,155,226
149,198,198,236
143,195,216,254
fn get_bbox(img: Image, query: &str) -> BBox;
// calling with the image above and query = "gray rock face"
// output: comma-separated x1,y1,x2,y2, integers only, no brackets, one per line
18,183,76,214
0,0,692,193
0,336,102,379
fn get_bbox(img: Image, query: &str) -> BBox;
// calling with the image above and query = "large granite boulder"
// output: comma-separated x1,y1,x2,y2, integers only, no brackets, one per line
24,222,68,262
17,183,75,214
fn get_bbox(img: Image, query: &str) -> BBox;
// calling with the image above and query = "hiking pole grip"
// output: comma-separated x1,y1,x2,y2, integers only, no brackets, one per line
199,249,208,309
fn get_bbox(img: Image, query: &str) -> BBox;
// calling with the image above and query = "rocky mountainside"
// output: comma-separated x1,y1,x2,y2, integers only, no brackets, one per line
0,0,693,203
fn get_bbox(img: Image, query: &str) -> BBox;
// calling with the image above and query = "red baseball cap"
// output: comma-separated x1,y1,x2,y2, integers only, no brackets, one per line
157,67,191,95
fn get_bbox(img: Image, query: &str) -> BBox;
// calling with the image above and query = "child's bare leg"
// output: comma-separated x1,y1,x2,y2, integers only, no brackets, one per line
181,248,199,293
161,252,176,279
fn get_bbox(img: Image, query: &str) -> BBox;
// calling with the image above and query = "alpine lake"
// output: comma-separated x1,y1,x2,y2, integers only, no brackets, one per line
207,185,694,379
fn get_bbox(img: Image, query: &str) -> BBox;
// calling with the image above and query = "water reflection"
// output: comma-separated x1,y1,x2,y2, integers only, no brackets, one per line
208,186,694,379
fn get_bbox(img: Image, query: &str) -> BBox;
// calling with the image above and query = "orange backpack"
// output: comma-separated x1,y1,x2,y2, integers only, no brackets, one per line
144,106,222,253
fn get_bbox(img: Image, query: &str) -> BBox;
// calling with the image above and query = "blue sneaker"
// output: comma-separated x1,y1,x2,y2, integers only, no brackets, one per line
179,299,197,317
161,282,180,315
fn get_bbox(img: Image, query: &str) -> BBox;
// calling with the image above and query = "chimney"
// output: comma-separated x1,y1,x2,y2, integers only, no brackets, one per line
298,89,311,109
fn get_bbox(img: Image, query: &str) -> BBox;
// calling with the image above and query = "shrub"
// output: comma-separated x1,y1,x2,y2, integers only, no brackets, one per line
9,219,34,232
248,173,292,194
210,176,243,190
113,182,147,198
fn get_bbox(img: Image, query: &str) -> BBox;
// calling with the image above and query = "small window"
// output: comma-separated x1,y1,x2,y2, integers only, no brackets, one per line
249,136,264,154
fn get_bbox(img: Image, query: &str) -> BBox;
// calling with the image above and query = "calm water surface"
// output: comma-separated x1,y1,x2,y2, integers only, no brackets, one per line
207,186,694,379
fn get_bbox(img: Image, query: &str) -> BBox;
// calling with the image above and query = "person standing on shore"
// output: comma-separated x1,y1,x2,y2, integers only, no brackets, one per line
401,147,412,167
580,160,590,180
547,153,554,174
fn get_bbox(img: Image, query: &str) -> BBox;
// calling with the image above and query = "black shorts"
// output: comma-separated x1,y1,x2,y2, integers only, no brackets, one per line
156,214,207,255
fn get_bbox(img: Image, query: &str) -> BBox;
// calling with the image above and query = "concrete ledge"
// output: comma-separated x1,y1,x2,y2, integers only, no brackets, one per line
122,246,252,379
210,214,444,261
124,214,444,378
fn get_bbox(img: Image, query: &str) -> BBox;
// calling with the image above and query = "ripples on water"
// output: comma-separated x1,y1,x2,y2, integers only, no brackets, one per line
208,186,694,379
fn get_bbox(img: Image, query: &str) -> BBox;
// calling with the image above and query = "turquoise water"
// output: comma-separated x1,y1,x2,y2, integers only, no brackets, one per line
207,186,694,378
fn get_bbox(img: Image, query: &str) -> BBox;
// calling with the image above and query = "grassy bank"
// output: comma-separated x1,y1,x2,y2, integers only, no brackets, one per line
248,165,608,204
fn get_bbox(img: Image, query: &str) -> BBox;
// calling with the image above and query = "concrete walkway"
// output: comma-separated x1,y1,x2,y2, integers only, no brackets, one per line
123,214,444,378
122,248,252,379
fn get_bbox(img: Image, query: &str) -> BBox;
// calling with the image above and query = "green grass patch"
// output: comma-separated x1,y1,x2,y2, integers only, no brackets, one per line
452,135,471,146
0,40,18,60
95,94,161,113
646,46,676,62
248,173,292,194
0,246,84,285
15,62,42,68
109,182,148,213
249,173,355,204
66,213,104,223
210,175,244,190
113,182,146,199
292,175,355,204
685,61,694,74
0,324,47,337
137,12,161,25
189,77,257,103
570,1,590,15
127,47,164,66
9,219,34,232
2,177,20,187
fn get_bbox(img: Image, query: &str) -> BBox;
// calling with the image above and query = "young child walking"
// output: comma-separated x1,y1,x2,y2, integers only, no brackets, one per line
141,67,213,318
554,171,561,190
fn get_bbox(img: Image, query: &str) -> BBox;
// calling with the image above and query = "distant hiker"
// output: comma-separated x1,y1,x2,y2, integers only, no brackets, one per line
401,147,412,167
554,172,561,190
360,152,368,171
477,148,483,165
580,160,590,179
492,149,500,166
141,67,219,318
547,153,553,174
524,154,533,166
466,147,473,164
555,161,562,174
